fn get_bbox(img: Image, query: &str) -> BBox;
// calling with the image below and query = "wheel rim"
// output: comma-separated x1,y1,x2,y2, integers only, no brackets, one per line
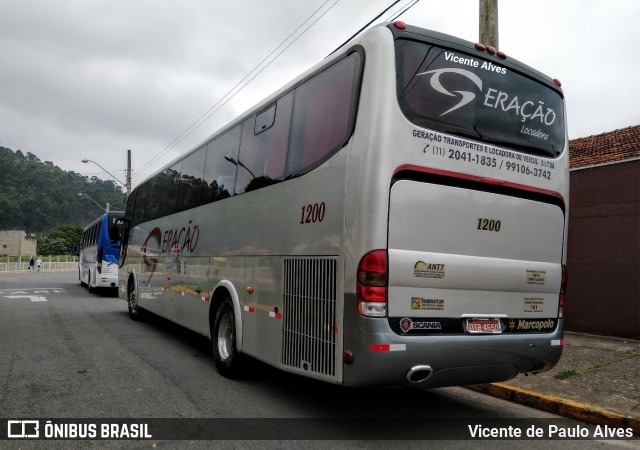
217,310,234,361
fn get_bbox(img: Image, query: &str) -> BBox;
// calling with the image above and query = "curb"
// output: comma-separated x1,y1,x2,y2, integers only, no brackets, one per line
466,382,640,436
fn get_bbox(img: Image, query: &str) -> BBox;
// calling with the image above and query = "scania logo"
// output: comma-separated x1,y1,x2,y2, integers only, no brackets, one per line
400,318,412,333
418,68,483,116
399,318,442,333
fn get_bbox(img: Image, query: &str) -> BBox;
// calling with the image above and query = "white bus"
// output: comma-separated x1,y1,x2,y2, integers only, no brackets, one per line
118,22,568,388
79,211,124,292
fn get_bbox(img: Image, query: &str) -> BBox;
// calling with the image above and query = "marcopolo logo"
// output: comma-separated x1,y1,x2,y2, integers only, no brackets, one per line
508,319,556,331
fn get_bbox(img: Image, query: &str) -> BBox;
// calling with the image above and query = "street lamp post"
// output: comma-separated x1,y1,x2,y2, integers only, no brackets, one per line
82,152,131,197
78,193,108,212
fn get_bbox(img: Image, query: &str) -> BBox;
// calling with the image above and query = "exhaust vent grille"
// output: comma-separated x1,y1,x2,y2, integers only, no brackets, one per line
282,258,337,378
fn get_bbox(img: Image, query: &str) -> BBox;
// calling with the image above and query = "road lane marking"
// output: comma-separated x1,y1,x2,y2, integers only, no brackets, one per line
4,295,47,302
1,288,67,303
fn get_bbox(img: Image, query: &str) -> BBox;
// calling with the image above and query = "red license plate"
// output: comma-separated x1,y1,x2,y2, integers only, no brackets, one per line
466,319,502,334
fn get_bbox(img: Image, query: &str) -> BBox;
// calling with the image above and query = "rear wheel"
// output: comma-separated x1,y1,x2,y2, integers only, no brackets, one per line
212,297,243,377
127,282,144,321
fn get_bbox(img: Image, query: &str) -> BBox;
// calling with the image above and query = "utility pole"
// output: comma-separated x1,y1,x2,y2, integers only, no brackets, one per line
126,149,132,197
479,0,499,49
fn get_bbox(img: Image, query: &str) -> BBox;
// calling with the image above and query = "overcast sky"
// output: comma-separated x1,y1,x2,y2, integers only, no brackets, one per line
1,0,638,188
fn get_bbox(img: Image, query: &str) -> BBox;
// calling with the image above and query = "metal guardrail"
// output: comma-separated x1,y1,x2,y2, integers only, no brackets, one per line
0,257,78,272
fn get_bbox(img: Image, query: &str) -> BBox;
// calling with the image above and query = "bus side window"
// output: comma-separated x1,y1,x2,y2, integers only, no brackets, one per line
234,92,293,194
202,125,241,203
255,104,276,135
125,190,137,227
157,164,181,218
177,146,207,212
287,52,361,177
135,179,158,224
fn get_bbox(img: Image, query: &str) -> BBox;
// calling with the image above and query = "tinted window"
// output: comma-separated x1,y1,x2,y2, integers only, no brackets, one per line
134,181,152,225
156,165,181,218
202,125,240,202
235,92,293,194
287,52,361,177
255,104,276,135
143,176,162,222
125,190,137,225
396,39,565,157
177,146,207,212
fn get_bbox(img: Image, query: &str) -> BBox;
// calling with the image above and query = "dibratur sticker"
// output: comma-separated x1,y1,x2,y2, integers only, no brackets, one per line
411,297,445,311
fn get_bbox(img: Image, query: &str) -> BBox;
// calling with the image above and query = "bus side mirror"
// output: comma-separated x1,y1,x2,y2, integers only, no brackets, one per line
114,217,131,268
112,217,129,244
110,226,121,243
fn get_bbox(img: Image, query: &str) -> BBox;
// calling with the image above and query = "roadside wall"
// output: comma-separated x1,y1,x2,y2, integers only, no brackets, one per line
565,160,639,338
0,230,37,257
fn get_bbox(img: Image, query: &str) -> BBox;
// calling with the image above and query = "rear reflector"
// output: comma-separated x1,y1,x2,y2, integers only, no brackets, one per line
370,343,407,352
558,264,567,318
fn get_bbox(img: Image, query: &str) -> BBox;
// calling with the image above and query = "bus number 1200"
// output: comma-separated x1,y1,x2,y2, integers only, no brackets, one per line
300,202,326,224
477,218,501,232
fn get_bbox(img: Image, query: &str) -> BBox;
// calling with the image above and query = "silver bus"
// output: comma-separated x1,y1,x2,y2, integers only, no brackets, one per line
118,22,568,388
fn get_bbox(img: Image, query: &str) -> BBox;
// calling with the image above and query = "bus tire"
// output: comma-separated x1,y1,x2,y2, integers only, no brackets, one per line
88,270,94,293
127,282,144,321
212,297,243,378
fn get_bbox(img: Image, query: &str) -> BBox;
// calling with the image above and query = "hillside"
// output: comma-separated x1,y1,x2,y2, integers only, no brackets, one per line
0,146,126,233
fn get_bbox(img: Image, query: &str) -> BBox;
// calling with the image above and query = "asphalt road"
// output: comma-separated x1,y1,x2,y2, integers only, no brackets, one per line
0,271,632,449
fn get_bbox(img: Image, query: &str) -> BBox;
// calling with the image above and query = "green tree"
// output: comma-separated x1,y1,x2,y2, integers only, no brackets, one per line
0,145,126,233
37,225,83,255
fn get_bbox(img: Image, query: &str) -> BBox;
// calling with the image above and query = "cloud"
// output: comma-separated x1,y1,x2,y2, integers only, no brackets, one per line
0,0,638,187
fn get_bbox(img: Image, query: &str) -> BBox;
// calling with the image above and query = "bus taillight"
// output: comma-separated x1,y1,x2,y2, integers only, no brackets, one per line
558,264,567,318
97,247,103,274
357,250,387,317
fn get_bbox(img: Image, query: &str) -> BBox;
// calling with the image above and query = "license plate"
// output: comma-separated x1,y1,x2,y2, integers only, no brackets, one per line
466,319,502,334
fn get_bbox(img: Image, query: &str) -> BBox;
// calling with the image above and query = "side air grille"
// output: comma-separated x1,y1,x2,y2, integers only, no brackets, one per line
282,258,338,378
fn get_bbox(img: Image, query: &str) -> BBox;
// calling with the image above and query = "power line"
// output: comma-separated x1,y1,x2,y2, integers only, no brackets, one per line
386,0,422,22
330,0,403,55
81,169,127,178
134,0,342,181
134,0,423,182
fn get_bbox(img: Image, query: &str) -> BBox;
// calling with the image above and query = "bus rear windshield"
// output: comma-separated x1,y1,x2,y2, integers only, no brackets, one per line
396,39,565,157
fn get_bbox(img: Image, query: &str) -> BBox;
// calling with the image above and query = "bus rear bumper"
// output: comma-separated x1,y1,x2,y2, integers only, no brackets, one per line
342,309,564,388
